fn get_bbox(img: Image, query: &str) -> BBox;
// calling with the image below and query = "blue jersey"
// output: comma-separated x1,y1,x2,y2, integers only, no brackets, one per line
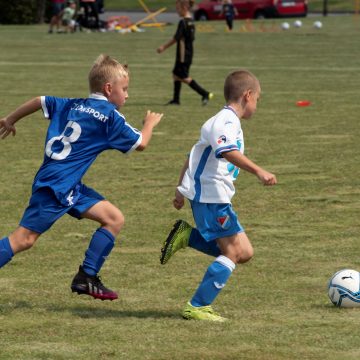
36,93,142,206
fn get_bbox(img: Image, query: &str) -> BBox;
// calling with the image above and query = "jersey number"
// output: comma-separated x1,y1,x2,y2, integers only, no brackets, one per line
45,121,82,160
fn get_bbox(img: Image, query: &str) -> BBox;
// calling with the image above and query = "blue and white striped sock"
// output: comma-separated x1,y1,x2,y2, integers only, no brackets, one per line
191,255,235,307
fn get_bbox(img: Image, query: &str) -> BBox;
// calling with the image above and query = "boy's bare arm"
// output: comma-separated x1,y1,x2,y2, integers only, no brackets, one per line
0,97,42,139
222,150,277,186
173,158,189,210
156,38,176,54
136,110,163,151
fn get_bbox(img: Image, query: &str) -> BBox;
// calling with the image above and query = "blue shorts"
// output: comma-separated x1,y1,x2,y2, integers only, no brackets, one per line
190,201,244,242
20,184,104,234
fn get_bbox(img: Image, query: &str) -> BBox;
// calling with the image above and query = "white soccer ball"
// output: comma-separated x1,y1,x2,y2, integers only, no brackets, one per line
328,269,360,308
313,20,322,29
281,22,290,30
293,20,302,28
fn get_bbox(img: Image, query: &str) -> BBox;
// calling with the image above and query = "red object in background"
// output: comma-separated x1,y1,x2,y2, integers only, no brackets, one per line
193,0,308,21
296,100,311,107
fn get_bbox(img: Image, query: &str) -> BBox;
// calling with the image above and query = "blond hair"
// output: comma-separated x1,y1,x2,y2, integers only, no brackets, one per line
224,70,260,103
88,54,129,93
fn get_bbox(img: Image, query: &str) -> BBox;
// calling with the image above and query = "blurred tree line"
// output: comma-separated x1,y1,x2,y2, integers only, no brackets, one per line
0,0,51,24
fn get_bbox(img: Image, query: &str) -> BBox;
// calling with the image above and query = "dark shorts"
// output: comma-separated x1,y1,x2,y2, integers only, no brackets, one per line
173,62,191,79
52,3,65,17
20,184,104,234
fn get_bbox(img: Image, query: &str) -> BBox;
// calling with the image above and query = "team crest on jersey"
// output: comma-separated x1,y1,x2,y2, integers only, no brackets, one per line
217,215,230,229
217,135,227,144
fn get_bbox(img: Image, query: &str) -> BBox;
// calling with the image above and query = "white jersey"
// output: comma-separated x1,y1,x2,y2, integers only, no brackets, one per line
178,106,244,204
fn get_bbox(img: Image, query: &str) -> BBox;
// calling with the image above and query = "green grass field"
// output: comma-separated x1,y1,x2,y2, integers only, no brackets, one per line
0,15,360,360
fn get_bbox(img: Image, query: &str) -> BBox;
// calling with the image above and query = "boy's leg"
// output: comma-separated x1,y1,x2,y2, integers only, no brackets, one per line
1,187,69,269
79,200,124,274
70,198,124,300
189,228,221,257
0,227,41,268
184,77,213,105
183,232,253,321
160,220,220,264
173,80,182,104
167,74,182,105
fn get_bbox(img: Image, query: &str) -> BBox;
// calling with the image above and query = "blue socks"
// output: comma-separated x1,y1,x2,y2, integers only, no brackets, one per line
191,255,235,307
83,228,115,276
0,237,14,268
189,228,221,257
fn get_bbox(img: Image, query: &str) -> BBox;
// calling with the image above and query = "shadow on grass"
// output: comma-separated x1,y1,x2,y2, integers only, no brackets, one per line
0,301,180,319
0,301,34,314
45,304,180,319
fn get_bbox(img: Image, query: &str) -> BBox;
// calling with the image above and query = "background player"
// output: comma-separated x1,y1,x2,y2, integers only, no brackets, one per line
0,54,163,301
219,0,238,31
160,70,276,321
157,0,213,106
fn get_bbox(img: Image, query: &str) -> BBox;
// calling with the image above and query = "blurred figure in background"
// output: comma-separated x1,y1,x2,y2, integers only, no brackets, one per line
60,0,77,33
48,0,65,33
80,0,99,29
220,0,238,31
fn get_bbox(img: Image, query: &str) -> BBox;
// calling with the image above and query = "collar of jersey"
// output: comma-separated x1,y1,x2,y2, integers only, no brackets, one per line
89,93,108,101
223,105,238,118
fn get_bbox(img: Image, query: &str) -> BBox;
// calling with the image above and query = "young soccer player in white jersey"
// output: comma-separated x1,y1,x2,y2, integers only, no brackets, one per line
0,54,163,301
160,70,277,321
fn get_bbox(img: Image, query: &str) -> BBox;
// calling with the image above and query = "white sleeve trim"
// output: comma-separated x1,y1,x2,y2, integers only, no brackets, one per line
126,133,142,154
40,96,49,119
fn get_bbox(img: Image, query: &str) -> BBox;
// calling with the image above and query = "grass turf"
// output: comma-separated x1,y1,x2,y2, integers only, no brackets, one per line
0,15,360,359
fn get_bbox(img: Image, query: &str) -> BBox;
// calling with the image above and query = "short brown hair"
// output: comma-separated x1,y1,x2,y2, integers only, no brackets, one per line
88,54,129,93
224,70,260,103
176,0,195,9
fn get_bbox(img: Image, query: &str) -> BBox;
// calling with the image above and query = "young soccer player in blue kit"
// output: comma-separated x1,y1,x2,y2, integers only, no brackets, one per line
160,70,277,321
0,54,163,301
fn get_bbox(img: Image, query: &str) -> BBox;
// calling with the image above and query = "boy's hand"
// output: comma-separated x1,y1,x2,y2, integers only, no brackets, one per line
256,169,277,186
143,110,163,128
173,189,185,210
156,46,165,54
0,118,16,139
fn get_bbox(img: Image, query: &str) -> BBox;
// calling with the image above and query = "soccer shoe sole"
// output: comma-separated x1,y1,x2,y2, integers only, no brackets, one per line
182,305,227,322
182,310,227,322
160,220,183,265
71,285,118,301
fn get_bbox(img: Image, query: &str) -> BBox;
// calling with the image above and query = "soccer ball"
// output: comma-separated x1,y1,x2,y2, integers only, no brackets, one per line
281,22,290,30
313,21,322,29
328,269,360,308
293,20,302,28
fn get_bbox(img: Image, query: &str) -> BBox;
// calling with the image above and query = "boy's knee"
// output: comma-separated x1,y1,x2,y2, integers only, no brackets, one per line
22,236,37,250
107,211,125,236
10,232,38,253
236,247,254,264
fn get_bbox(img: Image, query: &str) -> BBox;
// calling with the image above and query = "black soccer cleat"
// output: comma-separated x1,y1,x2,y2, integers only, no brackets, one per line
165,100,180,105
71,266,118,301
202,92,214,106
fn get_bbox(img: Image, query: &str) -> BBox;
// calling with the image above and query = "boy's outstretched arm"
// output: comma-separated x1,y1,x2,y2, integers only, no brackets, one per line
222,150,277,186
0,97,42,139
136,110,163,151
173,158,189,210
156,38,176,54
